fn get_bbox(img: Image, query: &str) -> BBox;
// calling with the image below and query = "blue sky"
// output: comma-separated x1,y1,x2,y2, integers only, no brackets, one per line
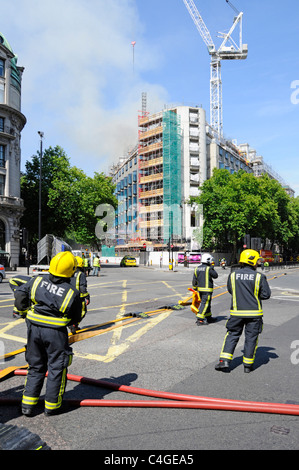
1,0,299,195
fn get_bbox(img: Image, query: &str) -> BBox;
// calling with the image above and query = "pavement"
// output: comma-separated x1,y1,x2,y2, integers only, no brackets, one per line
0,264,299,454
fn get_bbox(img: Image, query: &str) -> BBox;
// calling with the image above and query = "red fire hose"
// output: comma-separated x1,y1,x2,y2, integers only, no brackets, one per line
5,369,299,416
1,396,299,415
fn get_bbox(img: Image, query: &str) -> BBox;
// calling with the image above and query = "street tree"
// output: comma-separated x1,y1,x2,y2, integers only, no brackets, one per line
20,145,117,252
190,169,295,261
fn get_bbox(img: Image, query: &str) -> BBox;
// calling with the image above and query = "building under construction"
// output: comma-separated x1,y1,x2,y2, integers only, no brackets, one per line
111,103,254,252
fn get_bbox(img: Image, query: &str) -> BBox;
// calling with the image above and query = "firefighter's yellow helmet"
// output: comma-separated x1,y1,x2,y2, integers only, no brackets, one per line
49,251,77,278
75,256,84,268
239,249,261,266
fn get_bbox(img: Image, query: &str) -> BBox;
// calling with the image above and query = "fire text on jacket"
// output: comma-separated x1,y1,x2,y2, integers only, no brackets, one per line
235,273,255,281
40,280,65,297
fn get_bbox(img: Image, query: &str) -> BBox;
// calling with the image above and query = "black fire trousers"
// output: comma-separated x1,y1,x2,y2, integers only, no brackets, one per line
196,292,212,319
219,316,263,367
22,321,73,412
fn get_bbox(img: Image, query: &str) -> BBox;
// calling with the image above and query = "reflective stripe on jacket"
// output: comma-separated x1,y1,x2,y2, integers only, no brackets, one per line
228,267,271,317
192,264,218,292
70,269,90,320
14,274,81,329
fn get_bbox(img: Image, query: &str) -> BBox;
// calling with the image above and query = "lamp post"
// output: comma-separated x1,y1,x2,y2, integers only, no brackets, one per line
38,131,44,241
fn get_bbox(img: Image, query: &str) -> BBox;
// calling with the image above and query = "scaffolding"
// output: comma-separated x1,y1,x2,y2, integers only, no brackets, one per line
162,110,182,242
138,110,164,240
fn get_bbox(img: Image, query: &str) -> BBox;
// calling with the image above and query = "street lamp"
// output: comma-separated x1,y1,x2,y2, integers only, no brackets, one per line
38,131,44,241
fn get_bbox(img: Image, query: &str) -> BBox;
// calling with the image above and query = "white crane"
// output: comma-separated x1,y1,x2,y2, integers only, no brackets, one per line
183,0,248,137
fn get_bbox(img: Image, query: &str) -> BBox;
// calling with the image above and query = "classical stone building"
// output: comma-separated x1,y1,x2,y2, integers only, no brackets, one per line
0,32,26,266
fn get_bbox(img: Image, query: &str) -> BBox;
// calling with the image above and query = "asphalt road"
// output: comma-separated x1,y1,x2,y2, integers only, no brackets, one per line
0,263,299,455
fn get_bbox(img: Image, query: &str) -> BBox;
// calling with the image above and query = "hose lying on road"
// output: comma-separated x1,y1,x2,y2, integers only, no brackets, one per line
0,271,296,415
1,396,299,415
1,369,298,417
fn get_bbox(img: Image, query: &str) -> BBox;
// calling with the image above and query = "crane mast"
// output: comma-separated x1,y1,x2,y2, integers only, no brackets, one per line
183,0,248,137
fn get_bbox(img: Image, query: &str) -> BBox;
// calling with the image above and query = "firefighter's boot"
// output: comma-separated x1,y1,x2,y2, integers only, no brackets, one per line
215,359,230,372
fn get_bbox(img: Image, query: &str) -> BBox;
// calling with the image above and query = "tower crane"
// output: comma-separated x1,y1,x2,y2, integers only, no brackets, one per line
183,0,248,137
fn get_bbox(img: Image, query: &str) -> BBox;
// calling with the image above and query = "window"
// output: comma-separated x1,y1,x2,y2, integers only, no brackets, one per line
191,212,196,227
0,59,4,77
0,175,5,195
0,219,5,251
0,145,5,167
0,83,4,103
0,117,4,132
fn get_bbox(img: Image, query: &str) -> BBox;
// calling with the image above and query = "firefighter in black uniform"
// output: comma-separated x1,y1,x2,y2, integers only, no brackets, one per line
14,251,82,416
215,249,271,373
192,253,218,325
69,256,90,334
9,275,31,317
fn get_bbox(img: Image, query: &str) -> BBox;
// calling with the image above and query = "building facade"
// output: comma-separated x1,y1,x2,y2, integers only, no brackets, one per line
0,33,26,266
112,102,295,252
237,142,295,197
112,105,252,251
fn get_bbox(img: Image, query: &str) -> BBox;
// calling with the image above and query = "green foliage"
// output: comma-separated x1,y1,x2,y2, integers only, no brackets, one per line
21,146,117,249
190,169,298,258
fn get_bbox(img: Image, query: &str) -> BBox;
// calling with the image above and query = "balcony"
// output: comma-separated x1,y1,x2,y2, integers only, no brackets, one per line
0,126,15,140
0,195,24,208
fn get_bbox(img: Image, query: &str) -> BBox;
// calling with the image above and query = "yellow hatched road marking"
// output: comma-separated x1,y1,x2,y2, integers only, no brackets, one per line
111,280,127,346
0,279,230,362
74,310,172,363
0,318,26,343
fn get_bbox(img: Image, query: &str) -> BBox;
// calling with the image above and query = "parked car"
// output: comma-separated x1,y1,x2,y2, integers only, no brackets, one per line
120,256,137,267
0,264,6,282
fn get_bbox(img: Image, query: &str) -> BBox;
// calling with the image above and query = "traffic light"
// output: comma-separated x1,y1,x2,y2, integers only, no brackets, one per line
167,241,174,252
19,228,28,247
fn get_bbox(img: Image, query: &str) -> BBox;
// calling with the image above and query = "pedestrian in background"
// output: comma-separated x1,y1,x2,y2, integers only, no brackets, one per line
83,254,89,276
92,254,101,276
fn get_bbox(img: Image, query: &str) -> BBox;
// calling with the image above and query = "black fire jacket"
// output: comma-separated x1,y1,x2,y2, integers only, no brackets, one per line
227,266,271,317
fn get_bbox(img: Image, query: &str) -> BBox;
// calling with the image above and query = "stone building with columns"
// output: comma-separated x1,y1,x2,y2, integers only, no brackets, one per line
0,32,26,266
